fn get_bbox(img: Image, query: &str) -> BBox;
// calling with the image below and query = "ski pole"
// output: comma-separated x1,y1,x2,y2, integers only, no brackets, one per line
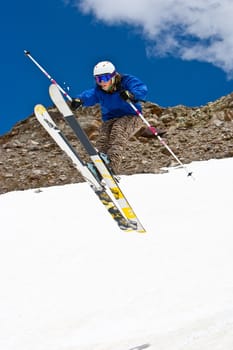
24,50,72,102
127,100,194,178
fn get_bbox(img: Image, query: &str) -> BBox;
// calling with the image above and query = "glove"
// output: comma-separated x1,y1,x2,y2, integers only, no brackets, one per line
70,98,83,111
120,90,134,101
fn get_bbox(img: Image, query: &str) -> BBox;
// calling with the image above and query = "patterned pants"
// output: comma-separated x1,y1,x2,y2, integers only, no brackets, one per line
96,115,143,174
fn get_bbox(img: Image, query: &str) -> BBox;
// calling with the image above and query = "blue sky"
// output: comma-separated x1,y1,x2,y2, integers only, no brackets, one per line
1,0,233,135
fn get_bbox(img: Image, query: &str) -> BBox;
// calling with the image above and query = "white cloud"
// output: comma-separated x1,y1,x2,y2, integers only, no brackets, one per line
70,0,233,77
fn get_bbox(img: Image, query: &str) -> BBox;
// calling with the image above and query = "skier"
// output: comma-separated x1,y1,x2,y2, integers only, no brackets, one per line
70,61,148,174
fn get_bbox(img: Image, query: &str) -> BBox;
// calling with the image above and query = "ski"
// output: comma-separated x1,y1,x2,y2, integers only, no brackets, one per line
48,83,146,233
34,104,137,232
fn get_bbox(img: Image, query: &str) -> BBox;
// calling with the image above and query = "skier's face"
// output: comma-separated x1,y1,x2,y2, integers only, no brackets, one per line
98,79,113,91
95,72,115,91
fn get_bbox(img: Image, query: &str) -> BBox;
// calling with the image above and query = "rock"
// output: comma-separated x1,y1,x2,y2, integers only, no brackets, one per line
1,93,233,194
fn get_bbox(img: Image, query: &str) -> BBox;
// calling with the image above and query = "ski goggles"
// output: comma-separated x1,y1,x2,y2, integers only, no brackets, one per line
94,71,116,84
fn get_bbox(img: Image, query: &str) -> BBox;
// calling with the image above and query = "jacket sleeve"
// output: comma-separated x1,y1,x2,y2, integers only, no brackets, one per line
121,74,148,101
76,87,99,107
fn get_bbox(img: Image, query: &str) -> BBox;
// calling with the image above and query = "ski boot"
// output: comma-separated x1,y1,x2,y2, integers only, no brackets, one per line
99,152,121,183
87,162,103,183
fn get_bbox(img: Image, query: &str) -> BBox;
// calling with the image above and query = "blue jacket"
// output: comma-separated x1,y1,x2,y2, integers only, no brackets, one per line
76,74,148,122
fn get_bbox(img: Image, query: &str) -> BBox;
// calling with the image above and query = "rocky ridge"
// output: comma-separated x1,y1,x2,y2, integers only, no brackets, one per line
1,93,233,195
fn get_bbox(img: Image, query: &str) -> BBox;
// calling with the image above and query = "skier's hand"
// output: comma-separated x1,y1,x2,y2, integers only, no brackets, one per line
120,90,134,101
70,98,83,111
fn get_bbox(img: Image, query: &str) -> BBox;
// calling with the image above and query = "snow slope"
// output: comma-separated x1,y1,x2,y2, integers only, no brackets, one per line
1,158,233,350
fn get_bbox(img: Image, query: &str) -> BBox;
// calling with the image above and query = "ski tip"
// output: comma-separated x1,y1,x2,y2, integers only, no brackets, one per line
49,83,58,91
34,104,46,115
24,49,30,55
49,83,61,98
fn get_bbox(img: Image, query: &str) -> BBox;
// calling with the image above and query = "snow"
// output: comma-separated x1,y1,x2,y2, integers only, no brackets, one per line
1,158,233,350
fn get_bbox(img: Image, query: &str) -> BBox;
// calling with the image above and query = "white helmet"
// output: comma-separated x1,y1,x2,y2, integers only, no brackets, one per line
93,61,116,76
